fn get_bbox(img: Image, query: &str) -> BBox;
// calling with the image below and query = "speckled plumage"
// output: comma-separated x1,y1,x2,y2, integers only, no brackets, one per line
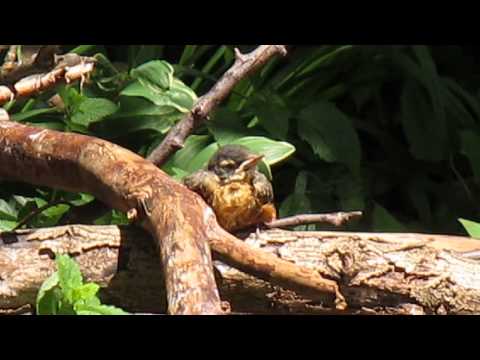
183,145,276,232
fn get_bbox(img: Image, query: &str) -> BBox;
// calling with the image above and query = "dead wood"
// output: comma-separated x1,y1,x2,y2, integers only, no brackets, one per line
0,46,95,105
2,225,480,315
0,120,342,313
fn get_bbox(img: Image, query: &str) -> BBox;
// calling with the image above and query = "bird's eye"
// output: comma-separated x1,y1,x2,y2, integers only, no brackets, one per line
219,160,236,168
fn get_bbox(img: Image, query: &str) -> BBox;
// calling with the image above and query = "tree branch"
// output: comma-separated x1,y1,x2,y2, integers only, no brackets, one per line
147,45,287,166
0,48,96,105
266,211,362,228
0,119,223,314
0,119,344,313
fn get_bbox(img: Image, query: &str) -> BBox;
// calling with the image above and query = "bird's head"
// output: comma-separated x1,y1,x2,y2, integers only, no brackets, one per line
208,145,264,183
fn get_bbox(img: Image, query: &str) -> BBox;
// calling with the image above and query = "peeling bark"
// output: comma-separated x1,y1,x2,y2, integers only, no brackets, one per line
0,120,223,314
1,226,479,315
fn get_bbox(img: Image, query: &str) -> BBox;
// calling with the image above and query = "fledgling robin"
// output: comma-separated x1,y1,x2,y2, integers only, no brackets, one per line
183,144,277,232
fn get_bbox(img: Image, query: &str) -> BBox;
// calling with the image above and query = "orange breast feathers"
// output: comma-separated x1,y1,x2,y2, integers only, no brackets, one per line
211,181,276,232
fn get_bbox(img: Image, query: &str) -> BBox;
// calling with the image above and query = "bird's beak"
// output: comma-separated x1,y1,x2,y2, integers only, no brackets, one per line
237,154,264,172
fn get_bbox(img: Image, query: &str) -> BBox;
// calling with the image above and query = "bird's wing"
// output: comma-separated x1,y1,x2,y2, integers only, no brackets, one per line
252,171,274,205
182,170,220,203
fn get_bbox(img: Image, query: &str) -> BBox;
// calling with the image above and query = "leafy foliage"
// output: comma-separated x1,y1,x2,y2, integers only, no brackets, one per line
2,45,480,237
36,254,128,315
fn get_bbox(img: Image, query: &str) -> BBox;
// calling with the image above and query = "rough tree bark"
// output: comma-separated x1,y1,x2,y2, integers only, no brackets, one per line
0,120,223,314
2,225,479,315
0,120,344,314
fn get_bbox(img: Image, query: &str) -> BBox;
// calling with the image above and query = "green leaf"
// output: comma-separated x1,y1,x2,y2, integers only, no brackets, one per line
247,91,291,139
116,97,178,118
230,136,296,166
67,193,95,207
207,108,251,145
131,60,173,90
56,254,83,303
401,79,446,162
372,204,407,232
36,272,60,315
0,220,18,231
407,178,432,225
459,218,480,239
163,135,213,174
279,171,314,230
460,130,480,181
72,283,100,302
27,122,66,131
74,303,129,315
59,86,84,111
442,77,480,125
11,108,58,122
336,176,365,211
0,199,17,221
132,46,164,67
70,98,118,126
298,101,361,175
121,79,197,113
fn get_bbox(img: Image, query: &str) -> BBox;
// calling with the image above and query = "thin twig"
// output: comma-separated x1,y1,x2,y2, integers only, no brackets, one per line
0,48,96,106
147,45,288,167
265,211,363,229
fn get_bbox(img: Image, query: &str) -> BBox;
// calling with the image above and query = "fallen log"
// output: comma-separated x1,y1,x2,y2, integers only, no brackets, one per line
2,225,479,314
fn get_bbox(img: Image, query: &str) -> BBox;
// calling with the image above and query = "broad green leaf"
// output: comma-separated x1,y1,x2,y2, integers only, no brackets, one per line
70,98,118,126
70,45,97,55
36,272,60,315
439,79,476,128
279,172,315,230
183,142,220,173
191,46,227,91
11,108,58,122
56,254,83,303
121,79,197,113
170,167,190,181
401,80,446,162
231,136,296,166
0,199,17,220
116,97,178,118
72,283,100,302
372,204,407,232
93,210,128,226
28,122,66,131
67,192,95,207
459,218,480,239
407,178,432,225
247,91,291,139
95,114,177,138
131,60,173,90
75,303,129,315
58,86,84,111
133,46,164,67
0,220,18,231
163,135,213,174
336,176,365,211
442,77,480,124
179,45,198,66
93,211,113,225
460,130,480,181
298,101,361,175
207,108,251,145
